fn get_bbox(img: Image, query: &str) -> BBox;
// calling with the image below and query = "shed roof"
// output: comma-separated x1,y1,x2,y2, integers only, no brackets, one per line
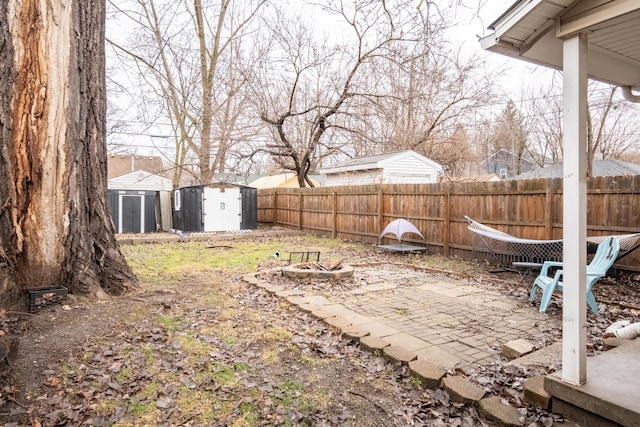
448,173,502,183
480,149,536,166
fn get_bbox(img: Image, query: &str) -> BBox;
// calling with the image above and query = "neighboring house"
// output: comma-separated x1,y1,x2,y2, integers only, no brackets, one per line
107,154,170,180
511,159,640,180
172,183,257,232
107,170,174,233
319,150,443,187
480,149,536,179
249,173,321,189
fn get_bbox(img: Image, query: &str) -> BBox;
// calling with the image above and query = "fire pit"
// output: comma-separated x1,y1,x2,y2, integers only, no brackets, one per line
282,260,354,280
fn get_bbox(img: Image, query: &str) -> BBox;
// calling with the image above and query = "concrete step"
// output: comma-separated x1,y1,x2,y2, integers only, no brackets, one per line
544,339,640,427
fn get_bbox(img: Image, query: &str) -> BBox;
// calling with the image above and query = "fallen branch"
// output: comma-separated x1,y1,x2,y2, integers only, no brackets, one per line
3,310,37,317
599,299,640,311
348,390,389,414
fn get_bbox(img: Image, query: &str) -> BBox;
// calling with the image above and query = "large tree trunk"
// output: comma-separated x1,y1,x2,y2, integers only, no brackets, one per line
0,0,137,308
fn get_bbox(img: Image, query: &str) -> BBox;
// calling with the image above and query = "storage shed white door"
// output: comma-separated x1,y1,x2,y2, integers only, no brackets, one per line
203,187,241,232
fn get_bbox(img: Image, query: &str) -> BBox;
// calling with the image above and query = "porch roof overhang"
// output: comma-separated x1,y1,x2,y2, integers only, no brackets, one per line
480,0,640,388
480,0,640,94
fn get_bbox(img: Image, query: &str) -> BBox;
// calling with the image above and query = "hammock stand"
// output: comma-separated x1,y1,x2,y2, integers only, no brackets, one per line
464,215,640,275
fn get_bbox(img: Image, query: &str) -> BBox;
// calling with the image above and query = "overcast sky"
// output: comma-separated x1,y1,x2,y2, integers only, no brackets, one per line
105,0,555,156
451,0,556,97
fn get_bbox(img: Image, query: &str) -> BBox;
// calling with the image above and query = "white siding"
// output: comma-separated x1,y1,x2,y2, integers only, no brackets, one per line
108,171,173,191
382,155,439,184
322,150,443,187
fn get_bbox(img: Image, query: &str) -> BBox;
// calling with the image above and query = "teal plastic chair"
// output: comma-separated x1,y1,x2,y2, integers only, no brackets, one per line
529,236,619,314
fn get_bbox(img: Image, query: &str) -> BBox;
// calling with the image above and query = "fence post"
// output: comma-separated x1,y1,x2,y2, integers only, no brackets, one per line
378,187,384,234
272,190,278,225
443,182,451,255
332,190,337,238
298,192,303,230
545,179,554,239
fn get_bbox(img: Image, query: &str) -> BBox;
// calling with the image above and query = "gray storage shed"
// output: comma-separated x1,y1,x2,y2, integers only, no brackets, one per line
107,170,174,233
107,190,158,233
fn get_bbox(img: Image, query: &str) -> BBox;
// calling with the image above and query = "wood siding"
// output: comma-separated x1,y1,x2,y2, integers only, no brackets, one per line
257,176,640,270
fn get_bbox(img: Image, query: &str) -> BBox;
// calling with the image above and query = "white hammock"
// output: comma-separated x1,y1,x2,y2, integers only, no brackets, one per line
464,215,640,268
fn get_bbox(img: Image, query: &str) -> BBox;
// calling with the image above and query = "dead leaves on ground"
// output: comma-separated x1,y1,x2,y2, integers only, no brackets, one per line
15,283,403,426
5,260,639,426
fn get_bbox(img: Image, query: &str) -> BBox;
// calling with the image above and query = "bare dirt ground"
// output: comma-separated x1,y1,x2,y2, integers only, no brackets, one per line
1,229,639,426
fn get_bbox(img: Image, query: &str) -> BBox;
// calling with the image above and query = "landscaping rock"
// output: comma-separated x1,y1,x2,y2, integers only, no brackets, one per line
359,335,390,353
382,345,417,364
408,359,445,389
523,375,551,410
324,315,352,331
442,376,485,404
501,338,535,359
342,325,370,340
310,308,336,319
479,395,524,426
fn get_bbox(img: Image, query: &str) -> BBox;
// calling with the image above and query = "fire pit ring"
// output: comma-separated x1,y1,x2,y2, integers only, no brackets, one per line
282,263,354,280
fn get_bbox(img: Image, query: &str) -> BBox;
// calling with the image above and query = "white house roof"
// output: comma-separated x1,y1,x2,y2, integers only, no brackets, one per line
480,0,640,91
320,150,443,174
108,170,173,192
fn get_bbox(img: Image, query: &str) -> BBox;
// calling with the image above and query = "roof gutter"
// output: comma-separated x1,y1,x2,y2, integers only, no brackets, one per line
622,86,640,103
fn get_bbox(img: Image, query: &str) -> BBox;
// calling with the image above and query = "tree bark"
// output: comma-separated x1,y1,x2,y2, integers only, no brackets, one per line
0,0,137,308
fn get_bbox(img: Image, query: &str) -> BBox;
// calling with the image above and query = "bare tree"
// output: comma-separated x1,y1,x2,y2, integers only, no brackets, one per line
524,74,638,176
374,39,498,164
526,82,564,166
0,0,136,307
254,1,499,186
587,84,637,174
253,11,349,187
437,126,476,178
488,99,529,176
107,0,266,186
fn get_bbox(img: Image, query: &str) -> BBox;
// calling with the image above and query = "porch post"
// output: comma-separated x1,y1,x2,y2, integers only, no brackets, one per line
561,33,588,385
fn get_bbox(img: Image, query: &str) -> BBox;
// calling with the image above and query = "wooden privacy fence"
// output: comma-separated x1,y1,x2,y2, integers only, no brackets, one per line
257,175,640,270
